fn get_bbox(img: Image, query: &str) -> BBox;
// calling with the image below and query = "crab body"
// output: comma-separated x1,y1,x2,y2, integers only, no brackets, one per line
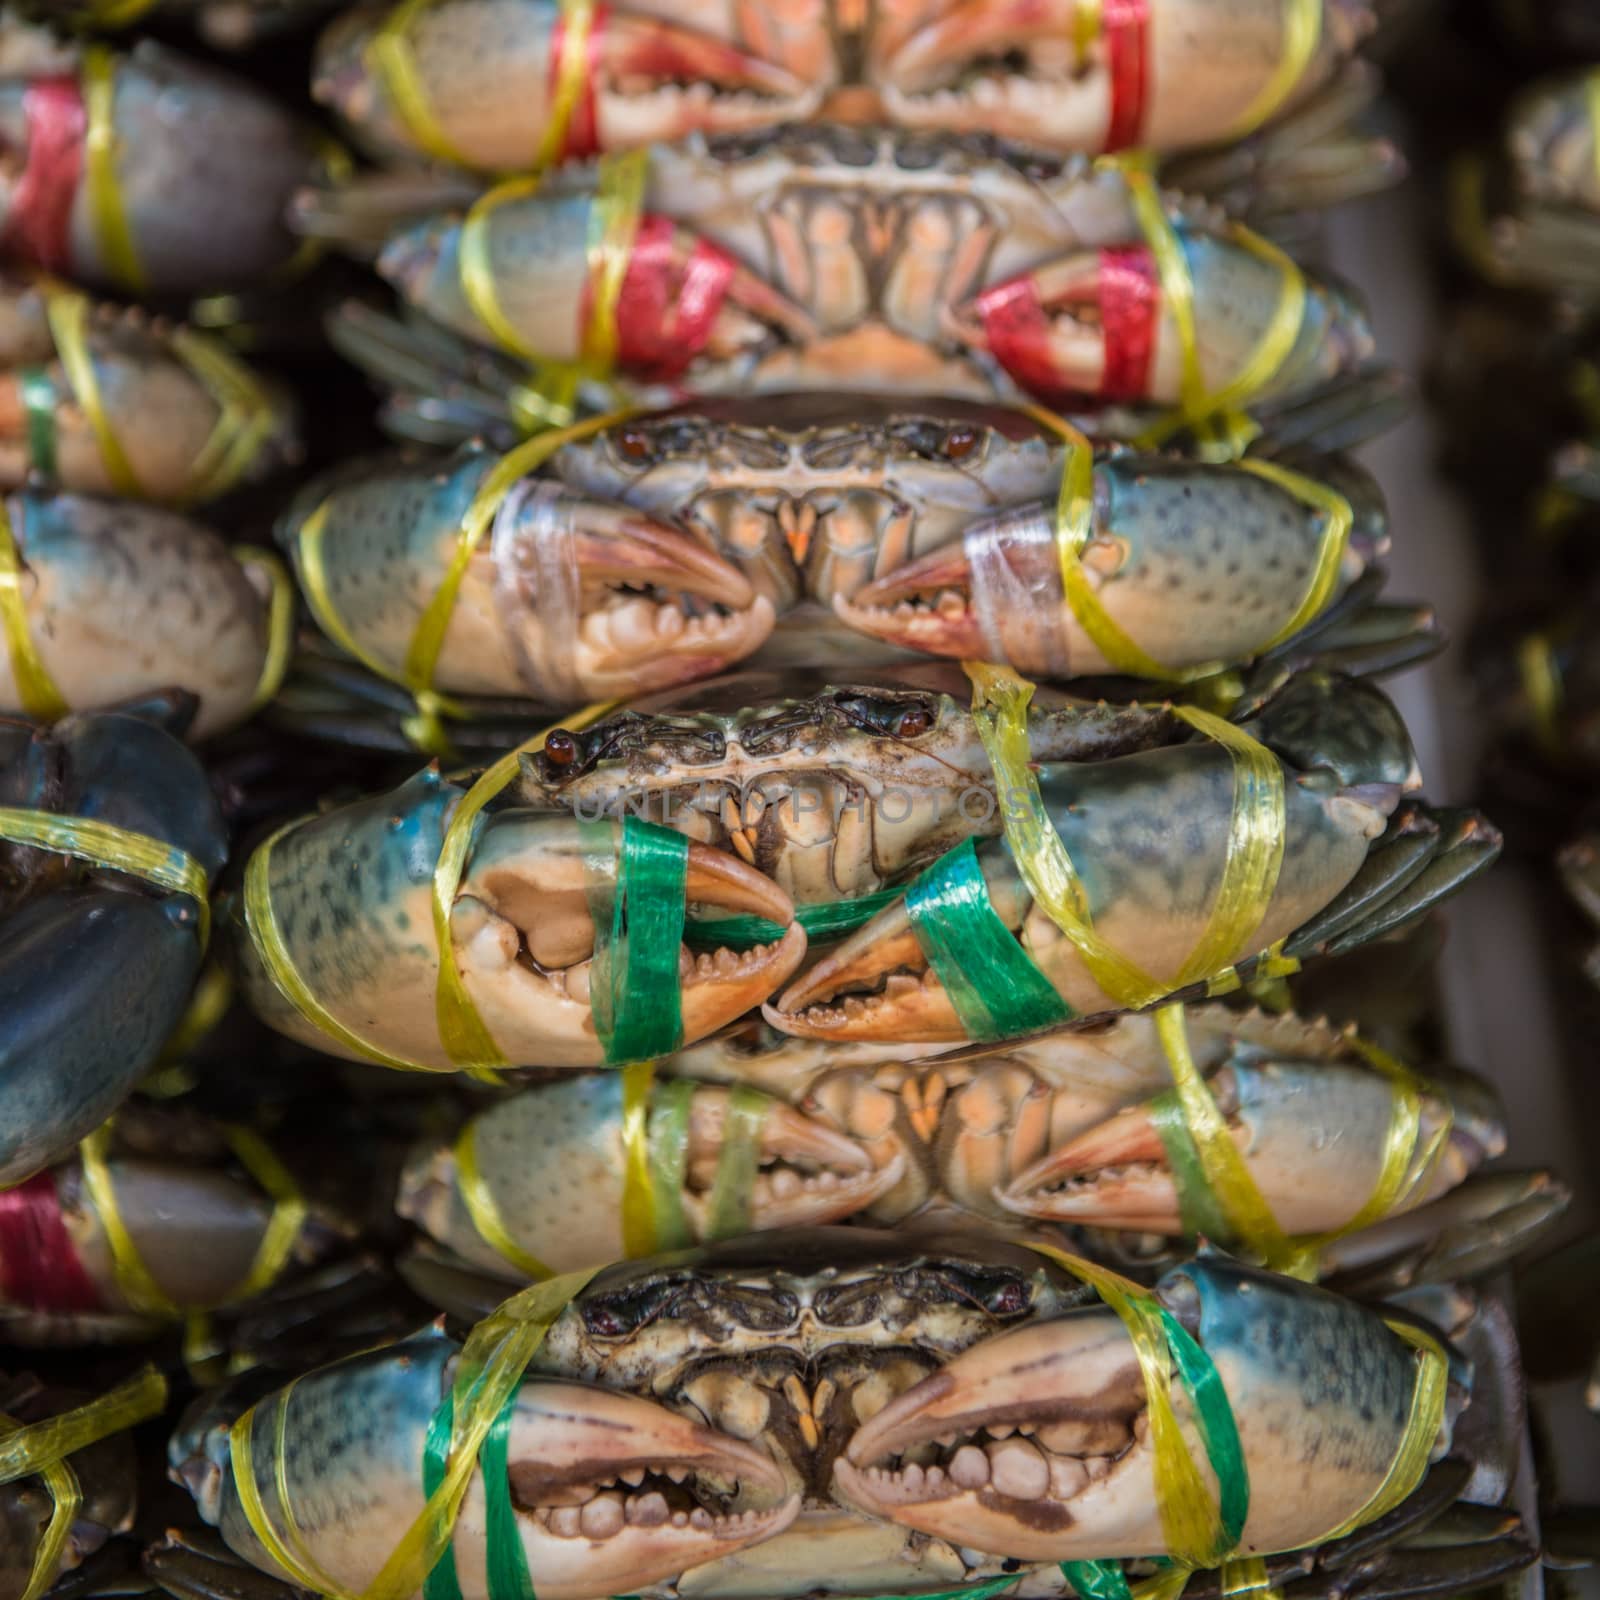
170,1231,1455,1600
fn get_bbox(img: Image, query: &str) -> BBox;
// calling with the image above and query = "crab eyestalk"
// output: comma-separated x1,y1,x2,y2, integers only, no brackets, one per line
836,452,1385,676
313,0,817,172
230,770,808,1069
278,448,776,705
835,1259,1458,1562
376,193,815,381
947,232,1375,412
397,1075,903,1278
998,1058,1505,1236
175,1336,800,1600
766,671,1419,1044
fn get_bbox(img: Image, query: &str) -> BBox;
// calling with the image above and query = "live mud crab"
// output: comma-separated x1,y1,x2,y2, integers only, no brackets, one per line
305,128,1382,419
311,0,1392,187
165,1229,1517,1600
395,1005,1510,1283
268,399,1427,747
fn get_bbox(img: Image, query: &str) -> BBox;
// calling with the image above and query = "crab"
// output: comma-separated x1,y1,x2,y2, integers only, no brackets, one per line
169,1229,1485,1600
309,0,1389,183
301,128,1381,419
766,671,1501,1043
396,1004,1508,1282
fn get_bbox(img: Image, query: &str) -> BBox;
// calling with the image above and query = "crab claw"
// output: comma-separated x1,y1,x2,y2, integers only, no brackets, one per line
949,240,1376,412
681,1088,907,1233
314,1,814,171
493,483,776,699
837,1260,1456,1562
765,900,965,1043
486,1379,800,1600
834,537,989,661
458,814,810,1066
997,1059,1496,1236
876,0,1110,151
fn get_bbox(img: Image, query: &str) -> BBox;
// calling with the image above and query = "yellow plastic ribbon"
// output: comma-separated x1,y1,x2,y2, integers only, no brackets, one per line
619,1057,659,1258
964,663,1285,1012
295,410,633,757
170,327,282,504
1224,0,1322,140
0,1365,166,1600
1027,1243,1233,1567
358,1267,602,1600
1587,72,1600,197
80,48,146,296
1151,1008,1453,1279
86,0,161,23
0,496,69,721
1515,630,1565,761
232,544,295,718
43,285,141,497
459,149,647,420
455,1119,557,1280
428,699,621,1072
1111,166,1304,454
0,807,210,946
78,1121,307,1316
1019,405,1351,682
1312,1318,1448,1541
367,0,473,168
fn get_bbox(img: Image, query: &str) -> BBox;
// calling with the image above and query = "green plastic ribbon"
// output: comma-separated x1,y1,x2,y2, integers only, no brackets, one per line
19,369,55,483
905,837,1076,1041
1146,1094,1234,1243
582,816,689,1064
685,886,899,950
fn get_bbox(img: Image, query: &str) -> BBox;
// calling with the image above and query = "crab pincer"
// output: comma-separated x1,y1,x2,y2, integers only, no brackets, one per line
314,0,818,172
278,445,775,707
835,1258,1455,1561
947,227,1377,413
230,767,807,1069
837,451,1386,676
171,1332,801,1600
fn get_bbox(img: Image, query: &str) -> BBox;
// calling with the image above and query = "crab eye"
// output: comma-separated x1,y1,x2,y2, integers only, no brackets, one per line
543,730,579,765
943,426,980,461
893,707,935,737
617,428,654,463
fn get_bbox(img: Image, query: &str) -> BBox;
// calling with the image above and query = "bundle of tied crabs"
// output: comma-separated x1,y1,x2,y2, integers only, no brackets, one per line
0,5,1571,1600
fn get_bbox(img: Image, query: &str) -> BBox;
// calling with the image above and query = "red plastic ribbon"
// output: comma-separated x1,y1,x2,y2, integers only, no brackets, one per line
548,1,608,161
604,214,738,379
1098,244,1159,400
0,1168,102,1313
973,273,1066,402
2,78,85,274
1102,0,1149,151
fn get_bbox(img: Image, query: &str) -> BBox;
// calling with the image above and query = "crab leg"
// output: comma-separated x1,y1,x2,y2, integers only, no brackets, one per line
836,1259,1452,1561
230,772,808,1069
175,1335,800,1600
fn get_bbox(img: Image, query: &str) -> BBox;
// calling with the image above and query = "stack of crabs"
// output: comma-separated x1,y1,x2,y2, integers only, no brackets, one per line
0,5,1583,1600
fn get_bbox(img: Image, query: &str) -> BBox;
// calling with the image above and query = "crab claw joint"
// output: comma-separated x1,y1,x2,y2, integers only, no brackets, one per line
835,1261,1455,1563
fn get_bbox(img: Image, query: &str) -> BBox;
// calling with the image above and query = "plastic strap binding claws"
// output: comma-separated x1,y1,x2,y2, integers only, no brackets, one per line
80,47,146,296
0,495,69,721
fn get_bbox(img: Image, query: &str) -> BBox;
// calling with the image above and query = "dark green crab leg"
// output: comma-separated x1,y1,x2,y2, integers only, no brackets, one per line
144,1528,307,1600
1245,367,1413,456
